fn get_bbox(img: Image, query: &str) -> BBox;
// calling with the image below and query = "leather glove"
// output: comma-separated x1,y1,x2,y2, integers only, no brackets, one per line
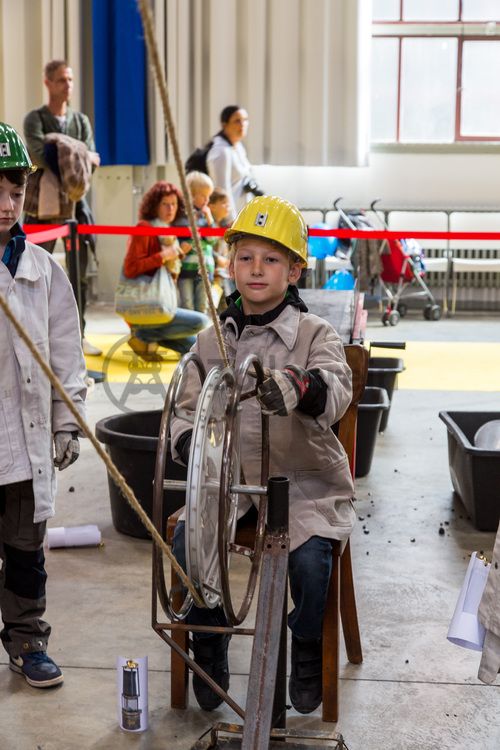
53,431,80,471
257,365,310,416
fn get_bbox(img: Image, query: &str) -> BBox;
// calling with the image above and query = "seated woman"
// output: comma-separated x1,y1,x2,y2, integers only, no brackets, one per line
122,181,209,361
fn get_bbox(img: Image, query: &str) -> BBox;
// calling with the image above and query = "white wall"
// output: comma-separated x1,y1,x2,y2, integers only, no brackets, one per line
253,150,500,211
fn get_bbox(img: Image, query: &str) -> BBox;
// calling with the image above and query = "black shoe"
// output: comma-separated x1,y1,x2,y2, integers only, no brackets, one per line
192,634,230,711
9,651,64,688
289,636,322,714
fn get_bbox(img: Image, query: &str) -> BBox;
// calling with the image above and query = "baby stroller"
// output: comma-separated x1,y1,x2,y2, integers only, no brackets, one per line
370,200,442,326
334,198,441,326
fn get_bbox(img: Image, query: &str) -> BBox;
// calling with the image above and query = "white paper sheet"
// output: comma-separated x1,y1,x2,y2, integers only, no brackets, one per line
447,552,490,651
46,525,102,548
117,656,148,732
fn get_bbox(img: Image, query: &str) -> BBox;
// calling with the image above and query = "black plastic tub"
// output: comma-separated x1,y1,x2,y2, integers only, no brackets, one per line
95,410,186,539
355,387,390,478
366,357,405,432
439,411,500,531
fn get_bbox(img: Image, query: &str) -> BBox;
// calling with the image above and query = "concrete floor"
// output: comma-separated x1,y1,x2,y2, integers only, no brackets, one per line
1,305,500,750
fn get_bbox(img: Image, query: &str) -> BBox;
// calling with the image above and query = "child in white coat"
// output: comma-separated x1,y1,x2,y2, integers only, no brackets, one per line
0,122,86,688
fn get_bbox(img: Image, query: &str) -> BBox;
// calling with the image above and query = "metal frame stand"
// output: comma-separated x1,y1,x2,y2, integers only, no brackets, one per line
154,476,346,749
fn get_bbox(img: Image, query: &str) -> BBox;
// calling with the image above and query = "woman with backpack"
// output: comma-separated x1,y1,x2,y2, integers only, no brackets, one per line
186,106,263,222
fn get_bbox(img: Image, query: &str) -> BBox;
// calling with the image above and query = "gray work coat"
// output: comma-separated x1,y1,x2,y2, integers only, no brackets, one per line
171,304,356,552
0,241,87,522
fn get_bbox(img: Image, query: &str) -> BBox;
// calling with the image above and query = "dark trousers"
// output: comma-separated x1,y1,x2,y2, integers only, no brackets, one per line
0,481,50,656
173,521,333,640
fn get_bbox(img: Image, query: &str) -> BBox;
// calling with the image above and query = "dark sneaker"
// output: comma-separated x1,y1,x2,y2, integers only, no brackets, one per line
192,634,230,711
9,651,64,688
289,636,322,714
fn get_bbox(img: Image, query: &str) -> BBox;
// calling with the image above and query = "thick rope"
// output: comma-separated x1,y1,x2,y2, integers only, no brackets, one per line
137,0,229,368
0,291,205,607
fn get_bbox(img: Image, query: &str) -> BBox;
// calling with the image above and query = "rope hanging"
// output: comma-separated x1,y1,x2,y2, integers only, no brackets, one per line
0,291,205,607
137,0,229,368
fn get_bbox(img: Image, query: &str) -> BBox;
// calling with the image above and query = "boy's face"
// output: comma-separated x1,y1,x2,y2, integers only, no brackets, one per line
229,237,302,315
192,187,212,210
210,198,230,222
0,175,25,246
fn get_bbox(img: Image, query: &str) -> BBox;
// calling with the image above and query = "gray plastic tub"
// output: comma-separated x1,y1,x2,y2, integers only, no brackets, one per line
439,410,500,531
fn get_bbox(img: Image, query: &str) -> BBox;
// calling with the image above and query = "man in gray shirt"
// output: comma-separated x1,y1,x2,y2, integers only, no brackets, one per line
24,60,101,355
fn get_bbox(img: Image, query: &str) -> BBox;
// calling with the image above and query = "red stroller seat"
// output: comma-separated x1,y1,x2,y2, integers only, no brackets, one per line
380,239,417,285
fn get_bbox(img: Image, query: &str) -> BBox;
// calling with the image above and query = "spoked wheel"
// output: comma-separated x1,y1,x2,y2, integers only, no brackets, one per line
185,365,239,609
152,353,206,621
218,354,270,626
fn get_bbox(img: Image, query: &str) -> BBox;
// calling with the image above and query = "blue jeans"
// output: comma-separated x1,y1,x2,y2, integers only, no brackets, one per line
131,308,209,355
173,522,332,640
178,276,208,314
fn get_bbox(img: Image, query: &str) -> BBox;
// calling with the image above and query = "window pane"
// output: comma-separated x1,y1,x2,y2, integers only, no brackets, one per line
373,0,400,21
400,38,457,142
462,0,500,20
403,0,459,21
461,42,500,136
371,38,399,141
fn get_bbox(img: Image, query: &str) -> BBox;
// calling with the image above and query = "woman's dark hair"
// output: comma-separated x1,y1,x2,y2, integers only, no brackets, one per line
220,105,242,124
0,168,30,187
139,181,185,221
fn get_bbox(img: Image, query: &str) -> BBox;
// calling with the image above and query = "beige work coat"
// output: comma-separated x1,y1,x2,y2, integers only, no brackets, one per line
171,304,356,552
0,241,87,522
478,524,500,683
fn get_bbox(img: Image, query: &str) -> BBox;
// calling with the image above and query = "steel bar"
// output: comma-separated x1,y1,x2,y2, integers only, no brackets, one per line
241,476,290,750
155,622,255,635
162,479,267,495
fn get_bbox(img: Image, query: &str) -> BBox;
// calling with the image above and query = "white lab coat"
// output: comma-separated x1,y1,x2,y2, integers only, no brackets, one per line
0,240,86,522
207,134,253,221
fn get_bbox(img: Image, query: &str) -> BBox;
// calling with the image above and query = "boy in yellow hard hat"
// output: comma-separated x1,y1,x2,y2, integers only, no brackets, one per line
171,195,355,714
0,122,86,688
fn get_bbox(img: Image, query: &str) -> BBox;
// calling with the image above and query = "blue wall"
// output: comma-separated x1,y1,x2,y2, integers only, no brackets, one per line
92,0,149,165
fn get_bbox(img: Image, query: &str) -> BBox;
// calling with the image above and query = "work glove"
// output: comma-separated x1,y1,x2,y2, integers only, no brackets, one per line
257,365,310,417
53,431,80,471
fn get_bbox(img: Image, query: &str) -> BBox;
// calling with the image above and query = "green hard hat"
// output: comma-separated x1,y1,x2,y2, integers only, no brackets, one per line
0,121,34,171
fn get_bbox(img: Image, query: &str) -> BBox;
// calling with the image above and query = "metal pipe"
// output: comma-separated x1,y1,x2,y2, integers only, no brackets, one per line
163,480,268,495
266,476,289,534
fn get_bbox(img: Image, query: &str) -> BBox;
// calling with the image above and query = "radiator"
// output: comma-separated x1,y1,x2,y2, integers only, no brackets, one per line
424,247,500,310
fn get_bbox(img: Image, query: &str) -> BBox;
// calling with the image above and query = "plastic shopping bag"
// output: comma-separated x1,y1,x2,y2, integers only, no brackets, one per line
115,266,177,325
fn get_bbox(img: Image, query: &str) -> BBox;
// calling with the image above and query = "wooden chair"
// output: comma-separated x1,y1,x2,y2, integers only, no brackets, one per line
165,343,368,722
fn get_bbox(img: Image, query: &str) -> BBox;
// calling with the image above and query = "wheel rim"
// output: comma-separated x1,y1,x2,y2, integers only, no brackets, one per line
152,353,205,621
218,354,269,626
186,366,237,608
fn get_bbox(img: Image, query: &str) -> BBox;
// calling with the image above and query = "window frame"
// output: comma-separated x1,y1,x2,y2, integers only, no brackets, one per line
372,2,500,143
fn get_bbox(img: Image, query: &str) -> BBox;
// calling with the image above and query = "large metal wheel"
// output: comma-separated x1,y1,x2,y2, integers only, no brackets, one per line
152,353,205,621
153,352,270,625
218,354,269,626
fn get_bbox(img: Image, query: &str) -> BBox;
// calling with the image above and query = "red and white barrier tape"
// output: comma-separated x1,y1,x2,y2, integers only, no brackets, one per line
22,223,500,242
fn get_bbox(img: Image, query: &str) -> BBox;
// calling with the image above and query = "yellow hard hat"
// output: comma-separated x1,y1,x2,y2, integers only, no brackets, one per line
224,195,308,265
